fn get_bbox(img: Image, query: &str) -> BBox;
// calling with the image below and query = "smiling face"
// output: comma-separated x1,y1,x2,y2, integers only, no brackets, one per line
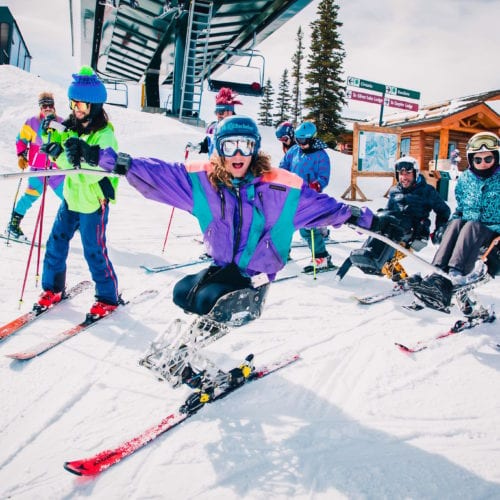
398,168,415,188
223,152,252,178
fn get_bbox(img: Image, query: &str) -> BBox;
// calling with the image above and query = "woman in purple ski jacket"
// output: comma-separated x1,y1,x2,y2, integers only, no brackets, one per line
65,116,384,317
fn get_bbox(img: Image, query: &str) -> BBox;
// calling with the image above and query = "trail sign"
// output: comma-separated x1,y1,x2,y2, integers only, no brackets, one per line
347,76,386,94
385,85,420,100
385,97,419,112
347,90,384,105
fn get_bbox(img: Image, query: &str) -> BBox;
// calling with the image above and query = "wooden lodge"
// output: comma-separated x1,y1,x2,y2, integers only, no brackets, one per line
339,89,500,196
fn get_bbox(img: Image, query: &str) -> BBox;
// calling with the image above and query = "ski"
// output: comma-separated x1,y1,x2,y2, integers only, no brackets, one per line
302,263,338,275
0,281,93,342
63,353,300,476
0,233,42,247
140,255,212,274
395,307,496,353
355,286,407,305
290,238,361,248
5,289,158,360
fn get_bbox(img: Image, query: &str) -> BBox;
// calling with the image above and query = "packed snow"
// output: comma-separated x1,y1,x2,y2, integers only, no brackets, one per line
0,66,499,499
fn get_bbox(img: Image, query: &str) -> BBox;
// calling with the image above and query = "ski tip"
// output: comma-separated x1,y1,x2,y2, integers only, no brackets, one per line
63,461,84,476
394,342,413,354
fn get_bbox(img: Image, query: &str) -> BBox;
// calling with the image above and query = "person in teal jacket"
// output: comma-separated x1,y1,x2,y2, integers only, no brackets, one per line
410,131,500,311
36,66,120,318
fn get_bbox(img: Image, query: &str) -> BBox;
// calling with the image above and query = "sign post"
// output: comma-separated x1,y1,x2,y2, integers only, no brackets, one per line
346,76,420,125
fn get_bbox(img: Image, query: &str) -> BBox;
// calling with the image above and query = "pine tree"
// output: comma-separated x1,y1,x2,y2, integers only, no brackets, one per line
258,78,275,126
290,26,304,125
273,69,292,125
303,0,346,147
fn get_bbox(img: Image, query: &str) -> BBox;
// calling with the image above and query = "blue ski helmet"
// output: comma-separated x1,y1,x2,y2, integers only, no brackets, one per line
215,115,261,158
295,121,317,144
275,121,295,141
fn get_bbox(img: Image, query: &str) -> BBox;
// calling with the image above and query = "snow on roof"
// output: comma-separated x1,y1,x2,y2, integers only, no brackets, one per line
368,89,500,127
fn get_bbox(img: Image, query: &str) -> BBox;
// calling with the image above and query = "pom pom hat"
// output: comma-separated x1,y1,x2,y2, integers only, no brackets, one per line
68,66,107,104
214,87,242,113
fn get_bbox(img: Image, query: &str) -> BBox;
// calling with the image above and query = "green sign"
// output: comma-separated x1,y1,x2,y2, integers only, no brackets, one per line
347,76,386,94
385,85,420,100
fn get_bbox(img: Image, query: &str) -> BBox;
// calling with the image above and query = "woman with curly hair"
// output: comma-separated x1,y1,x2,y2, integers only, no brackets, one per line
65,115,380,317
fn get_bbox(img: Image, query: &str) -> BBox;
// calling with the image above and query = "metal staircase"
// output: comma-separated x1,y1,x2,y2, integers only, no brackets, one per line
179,0,213,125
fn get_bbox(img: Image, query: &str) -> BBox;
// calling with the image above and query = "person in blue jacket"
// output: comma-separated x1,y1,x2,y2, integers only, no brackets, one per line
279,121,332,272
410,131,500,311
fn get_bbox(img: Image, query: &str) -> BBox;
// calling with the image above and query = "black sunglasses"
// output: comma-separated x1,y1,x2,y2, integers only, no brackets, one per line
473,155,494,165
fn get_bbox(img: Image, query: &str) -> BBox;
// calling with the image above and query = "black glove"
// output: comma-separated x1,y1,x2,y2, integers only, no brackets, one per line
431,224,446,245
40,142,63,160
64,137,100,167
370,212,406,241
113,152,132,175
41,114,56,133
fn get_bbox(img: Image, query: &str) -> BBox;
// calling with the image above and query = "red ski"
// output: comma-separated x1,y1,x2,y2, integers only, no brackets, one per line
64,353,300,476
0,281,92,342
395,308,496,353
5,289,158,360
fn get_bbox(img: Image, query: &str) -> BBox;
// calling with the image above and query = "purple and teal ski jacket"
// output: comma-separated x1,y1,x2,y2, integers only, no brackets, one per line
99,152,366,280
16,113,64,170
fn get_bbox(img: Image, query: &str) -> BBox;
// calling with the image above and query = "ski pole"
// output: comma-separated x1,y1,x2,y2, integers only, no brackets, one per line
161,147,189,253
311,228,317,280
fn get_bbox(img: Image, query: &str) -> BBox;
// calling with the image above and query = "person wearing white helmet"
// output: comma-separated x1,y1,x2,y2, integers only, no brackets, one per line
409,131,500,311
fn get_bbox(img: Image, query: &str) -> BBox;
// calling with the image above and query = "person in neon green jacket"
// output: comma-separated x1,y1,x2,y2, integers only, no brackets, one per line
37,66,120,318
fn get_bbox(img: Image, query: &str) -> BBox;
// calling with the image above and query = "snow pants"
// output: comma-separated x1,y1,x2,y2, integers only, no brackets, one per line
432,218,497,275
299,226,330,258
173,263,251,316
14,173,64,216
42,200,120,305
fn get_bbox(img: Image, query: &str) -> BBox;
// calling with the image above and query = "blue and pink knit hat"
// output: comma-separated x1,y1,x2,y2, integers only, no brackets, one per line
68,66,107,104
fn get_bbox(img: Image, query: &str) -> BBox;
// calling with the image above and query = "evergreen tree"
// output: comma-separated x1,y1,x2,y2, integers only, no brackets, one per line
290,26,304,125
258,78,275,126
273,69,292,125
303,0,346,147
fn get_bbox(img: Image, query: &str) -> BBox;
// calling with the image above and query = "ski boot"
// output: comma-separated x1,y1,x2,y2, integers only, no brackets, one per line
179,354,256,415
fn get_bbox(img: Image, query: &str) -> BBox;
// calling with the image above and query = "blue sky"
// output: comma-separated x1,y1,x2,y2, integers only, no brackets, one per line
4,0,500,121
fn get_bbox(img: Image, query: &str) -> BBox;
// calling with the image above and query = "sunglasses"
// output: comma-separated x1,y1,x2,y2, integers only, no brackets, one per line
70,100,90,112
220,136,256,157
278,135,291,143
40,103,54,109
473,155,495,165
467,135,499,152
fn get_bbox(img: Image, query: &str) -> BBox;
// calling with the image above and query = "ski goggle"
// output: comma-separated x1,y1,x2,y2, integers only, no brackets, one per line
467,134,499,153
296,137,311,145
278,135,291,143
473,155,495,165
219,136,256,157
395,161,416,173
70,100,90,112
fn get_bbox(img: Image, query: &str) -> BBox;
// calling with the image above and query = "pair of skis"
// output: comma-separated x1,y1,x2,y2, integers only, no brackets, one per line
0,281,158,360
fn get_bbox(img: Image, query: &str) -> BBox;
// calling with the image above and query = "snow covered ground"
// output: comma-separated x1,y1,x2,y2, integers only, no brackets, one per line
0,66,499,499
